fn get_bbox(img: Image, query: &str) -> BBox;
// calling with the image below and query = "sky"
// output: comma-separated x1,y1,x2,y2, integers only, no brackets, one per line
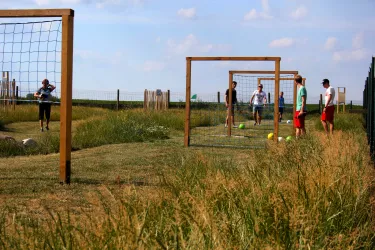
1,0,375,103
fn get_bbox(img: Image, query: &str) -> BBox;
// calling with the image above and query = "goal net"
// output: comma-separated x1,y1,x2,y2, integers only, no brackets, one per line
189,72,296,148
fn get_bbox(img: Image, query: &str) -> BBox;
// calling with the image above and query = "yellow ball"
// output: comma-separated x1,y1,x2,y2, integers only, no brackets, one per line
267,133,274,140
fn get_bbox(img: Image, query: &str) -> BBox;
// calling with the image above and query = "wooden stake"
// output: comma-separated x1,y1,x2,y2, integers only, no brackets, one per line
12,79,16,111
59,13,74,184
184,59,191,147
228,72,233,137
274,59,280,142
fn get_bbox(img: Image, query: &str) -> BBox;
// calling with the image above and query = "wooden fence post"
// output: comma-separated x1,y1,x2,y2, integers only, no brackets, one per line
12,79,15,110
167,89,170,108
116,89,119,111
144,89,147,111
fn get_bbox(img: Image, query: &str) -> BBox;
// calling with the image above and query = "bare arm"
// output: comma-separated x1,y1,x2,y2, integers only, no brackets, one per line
250,94,255,105
49,84,56,92
301,95,306,113
325,94,332,108
323,94,332,112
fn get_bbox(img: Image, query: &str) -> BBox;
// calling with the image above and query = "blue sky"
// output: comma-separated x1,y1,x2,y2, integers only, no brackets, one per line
1,0,375,103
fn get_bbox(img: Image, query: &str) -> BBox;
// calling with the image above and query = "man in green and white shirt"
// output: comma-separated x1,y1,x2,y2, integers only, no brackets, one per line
294,75,307,138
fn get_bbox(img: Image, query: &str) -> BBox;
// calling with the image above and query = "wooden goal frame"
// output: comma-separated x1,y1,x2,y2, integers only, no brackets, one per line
228,71,300,141
0,9,74,184
184,57,281,146
337,87,346,113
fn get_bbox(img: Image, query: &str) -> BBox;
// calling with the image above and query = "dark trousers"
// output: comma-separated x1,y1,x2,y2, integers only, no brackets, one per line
39,103,51,120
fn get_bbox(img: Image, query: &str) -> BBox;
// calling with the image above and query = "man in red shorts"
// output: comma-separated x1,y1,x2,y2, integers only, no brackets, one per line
294,75,307,138
321,79,335,135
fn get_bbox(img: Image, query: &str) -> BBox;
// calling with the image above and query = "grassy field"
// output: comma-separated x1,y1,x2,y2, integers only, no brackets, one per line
0,106,374,249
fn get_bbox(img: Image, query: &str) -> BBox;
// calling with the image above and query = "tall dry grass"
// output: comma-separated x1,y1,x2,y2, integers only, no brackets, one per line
1,123,374,249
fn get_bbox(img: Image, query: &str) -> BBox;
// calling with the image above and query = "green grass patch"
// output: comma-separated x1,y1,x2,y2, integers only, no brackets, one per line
314,113,364,132
0,105,110,124
73,111,171,148
0,133,60,157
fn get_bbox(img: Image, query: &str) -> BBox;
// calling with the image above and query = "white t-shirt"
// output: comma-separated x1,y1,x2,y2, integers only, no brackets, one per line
252,90,267,105
325,86,335,106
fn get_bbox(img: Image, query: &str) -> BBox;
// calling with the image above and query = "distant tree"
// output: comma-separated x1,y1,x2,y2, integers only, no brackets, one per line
25,93,34,100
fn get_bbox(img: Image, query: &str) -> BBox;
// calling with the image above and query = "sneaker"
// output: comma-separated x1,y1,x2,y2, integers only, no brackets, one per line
225,124,228,128
45,126,49,131
40,128,44,132
253,122,257,126
233,125,238,128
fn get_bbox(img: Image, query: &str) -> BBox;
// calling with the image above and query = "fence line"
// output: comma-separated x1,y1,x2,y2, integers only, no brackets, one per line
363,57,375,159
1,87,364,112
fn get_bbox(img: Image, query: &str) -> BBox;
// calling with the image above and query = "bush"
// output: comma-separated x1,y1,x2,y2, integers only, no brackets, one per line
73,111,171,149
314,113,364,133
0,133,60,157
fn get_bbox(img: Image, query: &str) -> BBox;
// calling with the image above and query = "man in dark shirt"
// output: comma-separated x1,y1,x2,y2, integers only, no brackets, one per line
34,79,56,132
225,81,238,128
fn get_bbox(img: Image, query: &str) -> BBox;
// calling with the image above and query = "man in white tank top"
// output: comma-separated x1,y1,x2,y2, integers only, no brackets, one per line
250,84,267,126
321,79,335,135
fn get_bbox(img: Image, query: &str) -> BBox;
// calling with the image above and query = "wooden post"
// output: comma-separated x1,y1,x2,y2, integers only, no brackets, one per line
59,13,74,184
318,99,321,114
337,87,339,114
116,89,119,111
344,87,346,113
217,91,220,103
268,92,271,105
184,59,191,147
320,94,323,114
350,100,353,110
293,74,297,130
167,89,170,109
6,80,9,106
144,89,147,110
2,72,9,108
16,85,18,103
228,72,233,137
12,79,15,111
274,59,280,142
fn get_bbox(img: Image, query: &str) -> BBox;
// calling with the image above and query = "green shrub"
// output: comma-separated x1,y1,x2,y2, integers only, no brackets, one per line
314,113,364,132
0,133,59,157
73,111,170,149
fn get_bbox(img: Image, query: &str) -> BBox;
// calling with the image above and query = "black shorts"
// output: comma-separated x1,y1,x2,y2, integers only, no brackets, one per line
227,104,236,115
279,107,284,114
39,103,51,120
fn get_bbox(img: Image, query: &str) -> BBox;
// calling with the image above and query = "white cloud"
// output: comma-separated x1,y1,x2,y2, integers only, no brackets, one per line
33,0,144,8
167,34,231,56
243,0,273,20
333,48,370,62
290,6,308,20
269,38,295,48
244,9,258,20
261,0,270,12
244,9,272,20
156,37,161,43
177,7,196,19
324,37,337,51
75,49,125,65
35,0,82,5
352,32,364,49
143,60,165,72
